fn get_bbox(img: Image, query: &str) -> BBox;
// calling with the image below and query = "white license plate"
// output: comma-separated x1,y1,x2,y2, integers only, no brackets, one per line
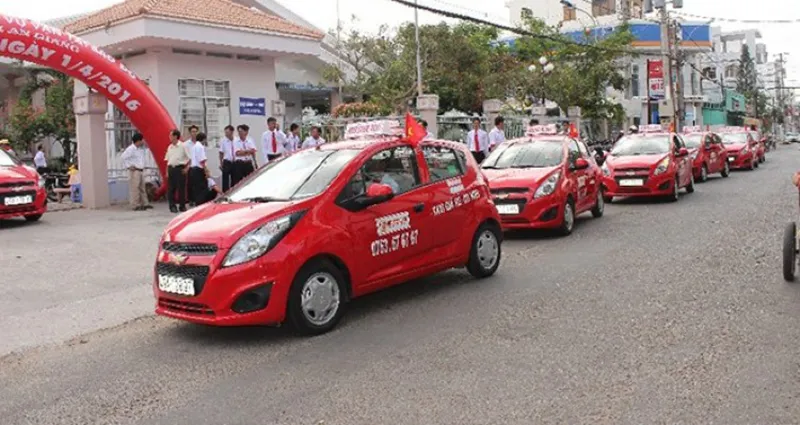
4,195,32,206
618,179,644,187
158,275,195,296
728,156,735,161
496,204,519,215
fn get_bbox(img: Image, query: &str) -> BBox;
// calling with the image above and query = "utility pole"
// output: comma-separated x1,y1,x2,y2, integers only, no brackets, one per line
778,53,787,127
658,6,675,130
671,19,683,132
414,0,423,98
336,0,343,101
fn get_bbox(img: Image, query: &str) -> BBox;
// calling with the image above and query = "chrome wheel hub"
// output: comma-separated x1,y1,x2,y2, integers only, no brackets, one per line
476,230,499,270
300,272,340,326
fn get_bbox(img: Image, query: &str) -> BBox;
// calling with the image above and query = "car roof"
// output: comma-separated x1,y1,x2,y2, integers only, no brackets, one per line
505,135,572,145
316,137,469,153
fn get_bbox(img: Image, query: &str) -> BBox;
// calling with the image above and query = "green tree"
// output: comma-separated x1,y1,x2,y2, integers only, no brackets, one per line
736,45,759,112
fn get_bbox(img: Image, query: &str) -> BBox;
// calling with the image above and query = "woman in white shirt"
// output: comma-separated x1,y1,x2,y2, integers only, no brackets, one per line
302,126,326,149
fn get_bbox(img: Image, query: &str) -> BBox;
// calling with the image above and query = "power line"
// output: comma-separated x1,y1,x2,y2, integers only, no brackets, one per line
671,11,800,24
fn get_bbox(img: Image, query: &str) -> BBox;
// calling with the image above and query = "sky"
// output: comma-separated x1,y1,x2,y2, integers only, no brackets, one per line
1,0,798,83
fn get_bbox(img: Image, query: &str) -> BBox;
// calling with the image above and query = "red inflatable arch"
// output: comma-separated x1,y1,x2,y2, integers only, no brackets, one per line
0,14,174,197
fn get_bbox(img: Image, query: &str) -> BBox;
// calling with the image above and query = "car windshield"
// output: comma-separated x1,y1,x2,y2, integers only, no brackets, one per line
721,133,748,144
0,149,19,166
481,140,563,169
683,134,703,149
611,135,671,156
225,149,360,202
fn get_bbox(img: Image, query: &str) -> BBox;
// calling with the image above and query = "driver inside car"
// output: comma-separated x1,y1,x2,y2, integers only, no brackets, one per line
367,159,400,194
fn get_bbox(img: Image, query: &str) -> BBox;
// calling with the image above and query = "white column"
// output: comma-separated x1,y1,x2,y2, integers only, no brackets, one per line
418,94,439,137
482,99,503,128
73,86,109,209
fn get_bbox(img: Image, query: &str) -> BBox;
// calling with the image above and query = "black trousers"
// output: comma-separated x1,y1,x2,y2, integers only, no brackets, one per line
36,166,50,175
471,151,486,164
198,189,218,206
233,161,254,186
167,166,186,208
188,167,206,205
267,154,281,162
221,160,234,192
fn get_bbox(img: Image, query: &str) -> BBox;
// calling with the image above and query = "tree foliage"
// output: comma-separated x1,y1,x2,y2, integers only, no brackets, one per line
736,45,759,108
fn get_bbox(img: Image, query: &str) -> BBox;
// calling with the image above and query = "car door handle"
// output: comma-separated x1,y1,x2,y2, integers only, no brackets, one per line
414,203,424,213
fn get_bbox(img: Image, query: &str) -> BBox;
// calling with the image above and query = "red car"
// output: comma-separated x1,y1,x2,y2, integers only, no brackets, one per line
0,148,47,222
681,129,730,182
718,129,758,170
154,121,502,335
601,125,694,202
481,125,604,235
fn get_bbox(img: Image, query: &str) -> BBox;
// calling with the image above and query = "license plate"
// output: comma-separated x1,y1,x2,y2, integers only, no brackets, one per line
728,156,735,162
4,195,32,206
158,275,195,296
618,179,644,187
496,204,519,215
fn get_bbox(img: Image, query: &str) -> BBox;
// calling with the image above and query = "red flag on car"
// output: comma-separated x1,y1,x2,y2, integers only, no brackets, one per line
404,112,425,147
568,123,579,138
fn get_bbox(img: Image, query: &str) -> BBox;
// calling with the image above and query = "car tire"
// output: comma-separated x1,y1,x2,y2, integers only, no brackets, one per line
668,179,680,202
750,159,756,170
784,222,797,282
760,155,766,163
287,258,348,336
685,173,695,194
591,190,604,218
603,195,613,204
24,214,42,222
466,222,502,279
699,164,708,182
558,198,576,236
721,161,730,178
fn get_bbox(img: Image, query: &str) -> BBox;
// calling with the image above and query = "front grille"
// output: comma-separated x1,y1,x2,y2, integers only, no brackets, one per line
0,181,34,189
613,167,650,173
161,242,218,256
490,187,529,195
156,263,210,295
158,298,215,316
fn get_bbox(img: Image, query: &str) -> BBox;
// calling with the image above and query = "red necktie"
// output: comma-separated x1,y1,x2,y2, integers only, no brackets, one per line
272,132,277,153
474,131,480,152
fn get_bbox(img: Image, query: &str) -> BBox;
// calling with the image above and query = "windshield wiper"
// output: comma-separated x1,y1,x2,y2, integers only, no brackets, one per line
481,165,498,169
237,196,289,203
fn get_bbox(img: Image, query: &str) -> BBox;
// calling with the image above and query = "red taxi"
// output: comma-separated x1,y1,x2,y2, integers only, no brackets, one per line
681,126,730,182
718,127,758,170
481,124,604,235
0,148,47,222
600,124,694,202
153,120,502,335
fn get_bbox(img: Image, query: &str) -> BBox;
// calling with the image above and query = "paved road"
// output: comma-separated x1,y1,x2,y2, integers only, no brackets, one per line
3,147,800,424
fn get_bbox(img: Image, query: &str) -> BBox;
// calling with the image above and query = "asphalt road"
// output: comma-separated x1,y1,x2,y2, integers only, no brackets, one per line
3,147,800,424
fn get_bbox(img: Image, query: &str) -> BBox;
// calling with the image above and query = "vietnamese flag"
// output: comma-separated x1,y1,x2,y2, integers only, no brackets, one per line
568,123,579,138
404,112,425,147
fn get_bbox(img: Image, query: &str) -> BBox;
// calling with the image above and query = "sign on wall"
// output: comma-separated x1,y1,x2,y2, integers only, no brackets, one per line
647,59,665,100
239,97,266,116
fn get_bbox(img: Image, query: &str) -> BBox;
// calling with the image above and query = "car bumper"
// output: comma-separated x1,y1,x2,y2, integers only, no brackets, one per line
494,195,565,230
0,188,47,220
727,153,754,169
601,173,675,198
153,248,294,326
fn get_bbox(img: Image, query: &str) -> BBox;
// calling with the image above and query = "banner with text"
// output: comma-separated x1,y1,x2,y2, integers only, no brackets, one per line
647,59,665,100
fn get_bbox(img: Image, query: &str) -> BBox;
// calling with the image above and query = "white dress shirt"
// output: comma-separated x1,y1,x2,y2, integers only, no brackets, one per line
121,144,146,170
465,129,490,153
302,136,326,149
489,127,506,148
34,151,47,168
234,138,257,162
218,137,235,162
183,139,195,157
286,134,301,152
190,143,207,168
261,129,289,156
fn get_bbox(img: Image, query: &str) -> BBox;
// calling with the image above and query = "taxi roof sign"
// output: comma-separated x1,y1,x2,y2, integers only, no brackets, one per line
525,124,559,136
641,124,666,133
344,120,402,140
682,125,702,133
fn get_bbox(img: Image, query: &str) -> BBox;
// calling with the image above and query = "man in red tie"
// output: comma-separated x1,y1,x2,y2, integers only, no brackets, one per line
261,117,288,163
465,117,488,163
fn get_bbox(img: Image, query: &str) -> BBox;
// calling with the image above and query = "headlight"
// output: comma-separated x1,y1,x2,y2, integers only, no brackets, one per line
601,163,610,176
654,157,670,175
534,171,561,199
222,210,306,267
37,176,45,188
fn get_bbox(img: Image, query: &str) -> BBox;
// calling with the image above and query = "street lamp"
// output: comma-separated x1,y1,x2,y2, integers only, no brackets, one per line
528,57,555,108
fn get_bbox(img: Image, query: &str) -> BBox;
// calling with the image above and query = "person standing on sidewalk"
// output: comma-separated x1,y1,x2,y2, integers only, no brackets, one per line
164,129,190,213
465,118,489,163
183,125,199,205
120,133,152,211
302,126,326,148
261,117,288,163
218,125,235,192
488,116,506,152
233,124,257,185
33,144,49,174
189,133,208,205
287,123,301,153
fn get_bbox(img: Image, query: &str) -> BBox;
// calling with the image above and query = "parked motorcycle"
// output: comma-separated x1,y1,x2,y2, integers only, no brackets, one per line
42,172,70,202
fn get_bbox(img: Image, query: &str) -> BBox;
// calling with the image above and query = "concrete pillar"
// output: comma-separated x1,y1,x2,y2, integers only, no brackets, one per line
73,87,109,209
482,99,503,129
330,90,342,109
417,94,439,137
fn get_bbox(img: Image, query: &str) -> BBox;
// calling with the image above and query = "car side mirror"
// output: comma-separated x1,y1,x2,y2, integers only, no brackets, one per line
357,183,395,208
572,158,590,170
677,147,689,157
704,143,712,150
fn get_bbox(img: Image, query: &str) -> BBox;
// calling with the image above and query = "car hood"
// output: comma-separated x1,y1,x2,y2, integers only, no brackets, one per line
606,154,666,169
0,165,37,182
725,143,746,151
484,166,558,188
163,200,298,248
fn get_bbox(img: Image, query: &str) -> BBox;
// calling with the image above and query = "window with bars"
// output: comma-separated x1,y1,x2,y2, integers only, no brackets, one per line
178,79,231,144
592,0,616,17
563,6,576,21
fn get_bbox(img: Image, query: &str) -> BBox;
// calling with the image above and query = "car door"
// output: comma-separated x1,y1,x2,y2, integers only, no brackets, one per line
709,134,725,172
673,135,691,186
421,144,469,250
566,139,589,211
575,140,597,212
336,145,432,289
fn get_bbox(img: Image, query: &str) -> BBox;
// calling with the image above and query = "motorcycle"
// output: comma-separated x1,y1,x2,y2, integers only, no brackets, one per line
42,172,71,202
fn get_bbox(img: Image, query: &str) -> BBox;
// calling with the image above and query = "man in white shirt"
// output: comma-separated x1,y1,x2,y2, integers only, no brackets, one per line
33,144,48,174
183,125,199,204
287,123,301,152
233,124,258,185
218,125,235,192
465,117,489,163
302,126,326,149
120,133,151,211
261,116,289,162
489,116,506,151
189,132,208,205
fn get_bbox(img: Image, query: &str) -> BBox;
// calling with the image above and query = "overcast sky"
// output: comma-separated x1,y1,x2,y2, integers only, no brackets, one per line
2,0,798,82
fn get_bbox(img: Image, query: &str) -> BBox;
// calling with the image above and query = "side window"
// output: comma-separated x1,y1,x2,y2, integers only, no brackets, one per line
672,136,683,152
567,140,580,163
422,145,464,182
337,169,368,203
577,140,589,158
362,145,421,195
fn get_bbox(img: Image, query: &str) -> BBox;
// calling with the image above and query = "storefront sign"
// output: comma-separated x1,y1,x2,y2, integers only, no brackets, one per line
647,59,665,100
239,97,266,116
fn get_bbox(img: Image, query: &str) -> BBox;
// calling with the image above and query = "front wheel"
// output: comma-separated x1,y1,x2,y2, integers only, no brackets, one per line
558,199,576,236
668,178,680,202
466,222,502,278
287,259,348,336
24,214,42,222
721,161,730,178
685,173,695,194
699,164,708,182
783,222,798,282
750,159,756,170
591,190,605,218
